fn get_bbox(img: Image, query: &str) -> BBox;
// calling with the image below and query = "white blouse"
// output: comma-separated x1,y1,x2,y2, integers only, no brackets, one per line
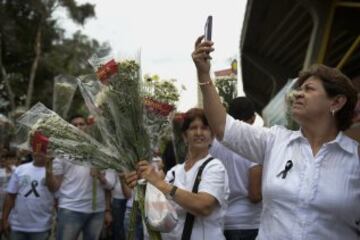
222,115,360,240
162,155,229,240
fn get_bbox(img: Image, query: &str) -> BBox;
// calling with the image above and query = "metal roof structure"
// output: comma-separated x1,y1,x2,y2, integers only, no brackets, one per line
240,0,360,113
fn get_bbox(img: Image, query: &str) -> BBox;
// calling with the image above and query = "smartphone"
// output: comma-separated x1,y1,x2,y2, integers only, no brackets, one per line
204,15,213,41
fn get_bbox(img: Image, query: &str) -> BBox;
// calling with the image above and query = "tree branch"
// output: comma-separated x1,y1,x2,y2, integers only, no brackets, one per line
0,33,16,111
25,25,42,109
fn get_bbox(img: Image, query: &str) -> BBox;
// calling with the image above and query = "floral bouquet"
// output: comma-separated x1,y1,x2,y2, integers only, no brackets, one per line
78,51,168,239
170,112,186,164
143,97,175,155
17,102,124,170
0,114,14,152
52,75,77,119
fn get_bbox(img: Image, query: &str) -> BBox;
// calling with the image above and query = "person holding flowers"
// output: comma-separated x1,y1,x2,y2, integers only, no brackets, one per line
126,108,230,240
2,137,54,240
45,114,114,240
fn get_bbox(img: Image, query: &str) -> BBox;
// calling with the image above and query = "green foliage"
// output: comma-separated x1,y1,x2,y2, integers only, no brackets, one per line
215,76,237,109
0,0,97,114
143,74,180,105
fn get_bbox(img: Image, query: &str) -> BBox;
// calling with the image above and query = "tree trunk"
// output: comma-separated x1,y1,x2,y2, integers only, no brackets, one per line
25,25,42,109
0,33,16,111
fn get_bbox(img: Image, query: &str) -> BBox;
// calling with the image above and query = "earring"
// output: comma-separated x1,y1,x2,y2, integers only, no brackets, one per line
330,109,335,117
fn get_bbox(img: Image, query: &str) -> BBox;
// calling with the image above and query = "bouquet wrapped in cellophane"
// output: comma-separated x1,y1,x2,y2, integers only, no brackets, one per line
78,51,151,171
0,114,14,151
170,112,187,164
52,75,77,119
78,50,175,239
17,102,124,170
143,97,175,154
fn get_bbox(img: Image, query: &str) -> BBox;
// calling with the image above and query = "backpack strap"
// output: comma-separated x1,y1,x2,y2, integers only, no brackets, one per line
181,157,214,240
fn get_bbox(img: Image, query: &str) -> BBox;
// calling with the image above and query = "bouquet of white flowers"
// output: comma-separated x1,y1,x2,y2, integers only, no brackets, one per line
17,102,124,170
79,51,173,239
52,75,77,119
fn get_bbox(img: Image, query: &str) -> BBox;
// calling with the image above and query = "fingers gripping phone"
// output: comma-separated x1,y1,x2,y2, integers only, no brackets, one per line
204,15,212,41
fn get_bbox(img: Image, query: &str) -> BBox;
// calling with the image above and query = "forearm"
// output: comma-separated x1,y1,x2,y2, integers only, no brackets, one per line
120,177,132,199
45,171,61,192
198,72,227,140
105,190,112,210
2,194,15,222
99,177,114,191
156,180,215,217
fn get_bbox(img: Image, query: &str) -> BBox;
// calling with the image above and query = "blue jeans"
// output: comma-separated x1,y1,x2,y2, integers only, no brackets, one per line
124,207,143,240
56,208,104,240
10,230,50,240
224,229,258,240
111,198,127,240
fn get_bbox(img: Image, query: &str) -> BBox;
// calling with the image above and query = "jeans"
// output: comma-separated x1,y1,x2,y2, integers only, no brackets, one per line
10,230,50,240
124,207,143,240
224,229,259,240
56,208,104,240
111,198,127,240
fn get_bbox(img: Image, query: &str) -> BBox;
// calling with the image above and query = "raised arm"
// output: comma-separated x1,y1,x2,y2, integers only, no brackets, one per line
192,36,227,140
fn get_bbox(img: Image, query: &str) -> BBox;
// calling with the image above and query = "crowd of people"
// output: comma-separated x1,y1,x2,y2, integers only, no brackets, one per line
0,35,359,240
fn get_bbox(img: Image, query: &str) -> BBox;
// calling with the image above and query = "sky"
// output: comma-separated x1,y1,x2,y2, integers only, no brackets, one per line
55,0,248,112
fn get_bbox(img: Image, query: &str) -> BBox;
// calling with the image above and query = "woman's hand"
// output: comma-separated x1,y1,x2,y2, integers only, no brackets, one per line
137,160,163,187
124,171,138,188
191,35,214,76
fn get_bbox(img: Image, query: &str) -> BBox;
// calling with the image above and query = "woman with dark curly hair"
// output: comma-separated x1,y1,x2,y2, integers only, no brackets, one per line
192,35,359,240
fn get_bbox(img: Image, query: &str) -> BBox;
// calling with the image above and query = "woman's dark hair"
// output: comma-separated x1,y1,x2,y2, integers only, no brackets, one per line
293,64,357,131
161,141,177,173
181,108,209,133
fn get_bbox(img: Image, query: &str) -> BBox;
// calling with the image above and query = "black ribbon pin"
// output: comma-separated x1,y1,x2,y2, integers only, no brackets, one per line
277,160,293,179
169,171,176,184
24,180,40,197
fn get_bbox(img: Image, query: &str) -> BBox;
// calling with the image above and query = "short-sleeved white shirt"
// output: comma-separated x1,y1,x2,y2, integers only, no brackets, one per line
0,167,14,220
161,154,229,240
7,162,54,232
222,115,360,240
210,140,262,230
53,157,107,213
109,170,126,200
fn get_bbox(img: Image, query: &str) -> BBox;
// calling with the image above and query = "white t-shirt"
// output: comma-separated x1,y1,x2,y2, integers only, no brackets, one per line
7,162,54,232
161,154,229,240
0,167,15,220
53,157,107,213
110,171,126,200
210,140,262,230
222,114,360,240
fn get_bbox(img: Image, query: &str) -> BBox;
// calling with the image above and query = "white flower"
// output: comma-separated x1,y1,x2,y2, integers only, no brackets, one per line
95,86,112,108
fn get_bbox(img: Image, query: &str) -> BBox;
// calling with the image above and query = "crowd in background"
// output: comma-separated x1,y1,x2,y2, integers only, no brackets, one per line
0,35,359,240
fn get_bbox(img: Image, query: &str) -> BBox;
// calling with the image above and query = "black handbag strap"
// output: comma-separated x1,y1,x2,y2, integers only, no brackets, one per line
181,157,214,240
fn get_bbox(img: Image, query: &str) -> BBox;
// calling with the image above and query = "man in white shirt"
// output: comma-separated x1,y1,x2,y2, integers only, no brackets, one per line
210,97,262,240
45,115,114,240
2,145,54,240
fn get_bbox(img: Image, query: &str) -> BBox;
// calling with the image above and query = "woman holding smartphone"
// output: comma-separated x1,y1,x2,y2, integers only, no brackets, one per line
192,35,360,239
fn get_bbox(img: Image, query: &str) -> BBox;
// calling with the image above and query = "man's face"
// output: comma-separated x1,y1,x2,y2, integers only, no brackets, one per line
71,117,87,131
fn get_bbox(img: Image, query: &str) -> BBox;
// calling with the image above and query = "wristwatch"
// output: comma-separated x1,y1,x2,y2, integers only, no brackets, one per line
166,185,178,200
